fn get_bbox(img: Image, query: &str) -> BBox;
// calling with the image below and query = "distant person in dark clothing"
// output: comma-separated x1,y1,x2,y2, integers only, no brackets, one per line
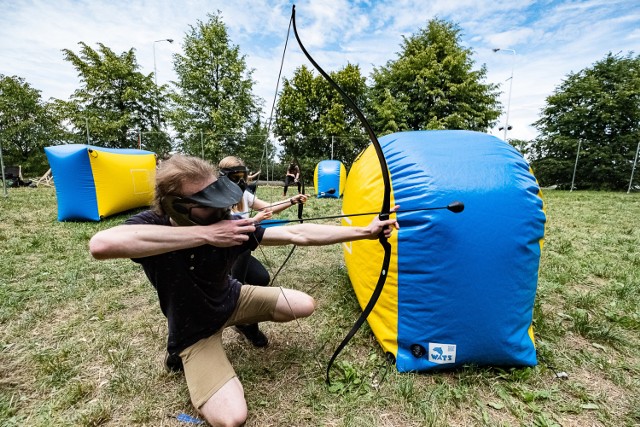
283,161,300,196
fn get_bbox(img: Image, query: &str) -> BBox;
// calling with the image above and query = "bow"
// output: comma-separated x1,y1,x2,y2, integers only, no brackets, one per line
291,5,393,384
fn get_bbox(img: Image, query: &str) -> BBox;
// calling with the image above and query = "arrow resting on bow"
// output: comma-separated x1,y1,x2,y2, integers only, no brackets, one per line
256,201,465,227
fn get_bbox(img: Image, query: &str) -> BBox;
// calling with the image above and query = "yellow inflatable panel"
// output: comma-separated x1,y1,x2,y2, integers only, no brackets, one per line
89,149,156,218
44,144,156,221
341,146,398,356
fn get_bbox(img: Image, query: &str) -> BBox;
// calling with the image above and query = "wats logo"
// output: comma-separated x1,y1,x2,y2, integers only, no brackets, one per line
428,343,457,364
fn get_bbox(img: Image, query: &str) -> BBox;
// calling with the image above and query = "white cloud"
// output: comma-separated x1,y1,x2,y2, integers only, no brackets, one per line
1,0,639,143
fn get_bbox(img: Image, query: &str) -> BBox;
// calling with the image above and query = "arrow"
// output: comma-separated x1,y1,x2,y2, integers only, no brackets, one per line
256,201,464,226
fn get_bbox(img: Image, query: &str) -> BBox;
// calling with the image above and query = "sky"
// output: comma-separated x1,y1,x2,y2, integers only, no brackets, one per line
1,0,639,143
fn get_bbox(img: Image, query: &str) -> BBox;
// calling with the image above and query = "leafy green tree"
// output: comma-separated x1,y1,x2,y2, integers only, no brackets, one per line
369,18,501,133
59,42,163,149
274,64,370,177
170,12,262,161
274,65,316,167
233,117,275,173
0,75,64,174
531,52,640,190
509,138,532,160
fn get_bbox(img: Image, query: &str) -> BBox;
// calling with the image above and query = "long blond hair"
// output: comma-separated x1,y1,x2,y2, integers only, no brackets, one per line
152,155,217,215
218,156,247,213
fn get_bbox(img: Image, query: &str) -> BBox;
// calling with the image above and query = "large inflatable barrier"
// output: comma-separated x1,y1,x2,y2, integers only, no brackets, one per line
44,144,156,221
314,160,346,198
342,130,546,372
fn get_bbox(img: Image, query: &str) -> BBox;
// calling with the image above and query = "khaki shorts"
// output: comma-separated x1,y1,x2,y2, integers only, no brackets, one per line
179,285,281,408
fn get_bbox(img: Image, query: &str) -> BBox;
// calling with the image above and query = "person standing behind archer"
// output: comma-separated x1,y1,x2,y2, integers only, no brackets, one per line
219,156,307,347
283,161,301,196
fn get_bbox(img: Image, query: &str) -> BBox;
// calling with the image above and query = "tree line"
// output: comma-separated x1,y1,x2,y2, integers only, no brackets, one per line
1,11,638,190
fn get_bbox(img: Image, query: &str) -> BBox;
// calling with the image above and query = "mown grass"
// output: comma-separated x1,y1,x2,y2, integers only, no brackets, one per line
1,186,639,426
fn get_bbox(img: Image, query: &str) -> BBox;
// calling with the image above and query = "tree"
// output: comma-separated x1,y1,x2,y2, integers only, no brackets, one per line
59,42,162,149
170,12,262,161
369,18,501,134
0,75,64,174
509,138,532,160
531,52,640,190
274,64,370,176
235,117,275,173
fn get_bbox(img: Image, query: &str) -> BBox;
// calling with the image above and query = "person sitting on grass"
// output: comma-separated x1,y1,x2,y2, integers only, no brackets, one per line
219,155,308,348
88,154,398,427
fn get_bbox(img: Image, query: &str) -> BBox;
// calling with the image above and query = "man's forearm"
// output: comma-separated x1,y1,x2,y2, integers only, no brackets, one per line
262,223,369,246
89,225,208,259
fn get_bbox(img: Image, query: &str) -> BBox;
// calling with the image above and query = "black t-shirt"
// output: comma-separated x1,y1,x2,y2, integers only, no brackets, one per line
124,210,265,354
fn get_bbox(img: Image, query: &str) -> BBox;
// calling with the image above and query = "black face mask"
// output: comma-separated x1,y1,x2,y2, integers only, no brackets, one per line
161,196,232,226
160,176,243,226
220,167,249,192
190,206,231,225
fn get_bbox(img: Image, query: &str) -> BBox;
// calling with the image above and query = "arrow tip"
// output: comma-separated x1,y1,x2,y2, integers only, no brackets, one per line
447,201,464,213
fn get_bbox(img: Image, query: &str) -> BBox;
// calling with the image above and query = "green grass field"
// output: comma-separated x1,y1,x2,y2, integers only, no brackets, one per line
1,186,639,426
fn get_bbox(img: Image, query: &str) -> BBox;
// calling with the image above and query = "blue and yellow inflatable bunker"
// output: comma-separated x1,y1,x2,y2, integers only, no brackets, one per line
342,130,546,372
313,160,346,198
44,144,156,221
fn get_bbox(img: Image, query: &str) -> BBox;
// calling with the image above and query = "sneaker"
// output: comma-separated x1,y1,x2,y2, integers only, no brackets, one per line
164,352,184,373
235,323,269,347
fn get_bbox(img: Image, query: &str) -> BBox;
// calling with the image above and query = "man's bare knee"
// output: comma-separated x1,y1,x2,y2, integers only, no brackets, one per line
275,289,315,321
295,293,315,317
199,378,247,427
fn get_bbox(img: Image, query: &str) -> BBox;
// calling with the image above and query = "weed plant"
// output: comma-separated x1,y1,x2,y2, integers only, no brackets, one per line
1,187,639,426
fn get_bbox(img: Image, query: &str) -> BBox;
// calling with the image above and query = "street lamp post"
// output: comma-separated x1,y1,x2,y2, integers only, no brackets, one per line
493,48,516,141
153,38,174,127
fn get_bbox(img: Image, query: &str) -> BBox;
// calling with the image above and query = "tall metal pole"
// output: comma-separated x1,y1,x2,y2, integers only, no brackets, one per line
493,48,516,141
628,140,640,194
331,135,334,160
153,39,174,127
0,141,8,197
570,139,582,192
86,116,90,144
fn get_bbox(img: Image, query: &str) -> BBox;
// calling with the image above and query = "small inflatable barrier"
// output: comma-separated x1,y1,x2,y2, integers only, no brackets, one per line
342,130,546,372
44,144,156,221
313,160,346,198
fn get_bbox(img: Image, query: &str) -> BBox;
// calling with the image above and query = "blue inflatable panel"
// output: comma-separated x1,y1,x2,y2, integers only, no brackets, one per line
385,130,545,371
44,144,156,221
45,144,99,221
314,160,345,198
343,130,545,372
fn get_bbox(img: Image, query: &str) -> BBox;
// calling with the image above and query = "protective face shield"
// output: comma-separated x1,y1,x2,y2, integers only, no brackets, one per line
160,176,243,226
220,166,249,192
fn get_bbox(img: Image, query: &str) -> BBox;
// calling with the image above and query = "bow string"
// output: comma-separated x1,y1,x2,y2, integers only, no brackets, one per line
291,5,393,384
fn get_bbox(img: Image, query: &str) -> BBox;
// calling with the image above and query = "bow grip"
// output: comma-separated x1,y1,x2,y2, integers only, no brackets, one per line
377,211,390,240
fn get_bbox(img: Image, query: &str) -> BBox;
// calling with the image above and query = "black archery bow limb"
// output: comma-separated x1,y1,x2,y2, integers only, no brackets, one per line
290,5,393,384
